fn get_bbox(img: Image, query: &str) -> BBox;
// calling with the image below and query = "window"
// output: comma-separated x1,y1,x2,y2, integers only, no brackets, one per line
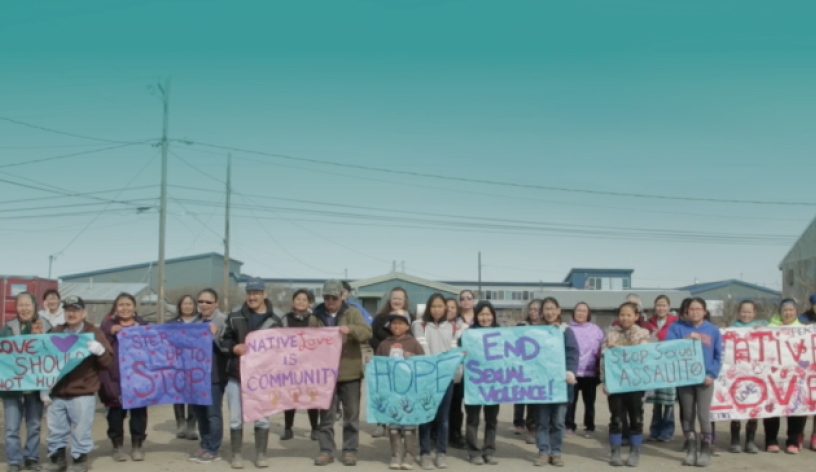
315,287,322,297
623,278,631,289
522,291,529,300
586,277,601,290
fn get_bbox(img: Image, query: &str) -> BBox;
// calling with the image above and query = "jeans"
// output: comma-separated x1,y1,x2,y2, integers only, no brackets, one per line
317,380,361,455
535,403,567,456
465,404,499,458
106,406,148,440
3,393,44,465
566,377,598,432
226,379,269,430
449,382,464,440
419,383,454,455
192,382,226,454
649,403,675,440
47,395,96,459
608,393,644,435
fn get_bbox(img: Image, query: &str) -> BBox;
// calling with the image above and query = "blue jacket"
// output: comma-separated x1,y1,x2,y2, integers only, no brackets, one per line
346,299,373,325
666,319,723,379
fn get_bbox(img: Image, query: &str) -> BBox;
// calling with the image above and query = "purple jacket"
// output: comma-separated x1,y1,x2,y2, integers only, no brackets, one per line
98,313,149,407
569,321,605,377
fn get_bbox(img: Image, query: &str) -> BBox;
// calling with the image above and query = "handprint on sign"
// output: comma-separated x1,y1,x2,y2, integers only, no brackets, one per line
290,387,301,404
270,391,281,408
307,386,319,402
419,394,434,411
372,396,387,414
401,398,413,414
387,406,403,422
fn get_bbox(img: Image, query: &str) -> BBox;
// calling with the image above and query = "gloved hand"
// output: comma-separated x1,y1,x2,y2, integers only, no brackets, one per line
40,391,52,406
566,371,577,385
87,340,106,356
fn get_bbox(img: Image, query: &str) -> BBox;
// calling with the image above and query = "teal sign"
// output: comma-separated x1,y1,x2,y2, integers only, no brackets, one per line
603,339,706,394
0,333,93,391
366,349,464,425
462,326,567,405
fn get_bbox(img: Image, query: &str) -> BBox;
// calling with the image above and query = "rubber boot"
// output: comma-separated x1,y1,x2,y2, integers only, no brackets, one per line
402,428,416,470
231,429,244,469
697,434,711,467
626,434,642,467
67,453,88,472
683,432,697,466
389,428,402,470
729,422,741,453
44,447,68,472
186,416,199,440
744,422,759,454
174,404,187,438
609,433,624,466
131,438,145,461
111,436,127,462
254,428,269,468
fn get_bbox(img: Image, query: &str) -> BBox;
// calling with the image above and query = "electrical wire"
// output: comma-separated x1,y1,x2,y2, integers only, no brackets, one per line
0,141,154,169
0,116,155,144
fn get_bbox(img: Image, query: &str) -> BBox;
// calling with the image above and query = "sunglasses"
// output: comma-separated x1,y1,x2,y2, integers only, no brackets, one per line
197,300,215,305
460,296,473,301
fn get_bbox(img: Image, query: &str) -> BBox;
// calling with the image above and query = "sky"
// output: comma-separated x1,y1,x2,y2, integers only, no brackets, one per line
1,0,814,290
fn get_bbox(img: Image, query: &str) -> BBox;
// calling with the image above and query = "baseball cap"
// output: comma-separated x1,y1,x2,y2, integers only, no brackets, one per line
387,312,411,325
323,279,343,298
245,278,266,292
62,296,85,309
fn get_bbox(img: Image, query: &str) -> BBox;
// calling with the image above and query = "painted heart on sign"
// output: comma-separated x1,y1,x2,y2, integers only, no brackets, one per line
51,335,79,353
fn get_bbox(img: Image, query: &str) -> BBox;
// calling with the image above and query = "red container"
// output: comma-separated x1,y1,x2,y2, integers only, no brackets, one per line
1,276,58,326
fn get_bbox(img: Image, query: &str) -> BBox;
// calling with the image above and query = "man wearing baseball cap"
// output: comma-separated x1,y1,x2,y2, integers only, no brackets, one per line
44,296,113,472
312,279,372,466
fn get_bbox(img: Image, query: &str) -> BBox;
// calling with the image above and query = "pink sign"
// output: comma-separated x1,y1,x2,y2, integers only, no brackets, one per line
240,327,342,423
710,325,816,421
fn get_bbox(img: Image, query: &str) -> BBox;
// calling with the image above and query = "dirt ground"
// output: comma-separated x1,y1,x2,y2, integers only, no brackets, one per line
1,391,812,471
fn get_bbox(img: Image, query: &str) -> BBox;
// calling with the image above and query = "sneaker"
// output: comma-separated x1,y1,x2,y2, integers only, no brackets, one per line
565,429,575,436
315,453,335,466
549,456,564,467
810,434,816,451
470,456,485,465
583,430,595,439
512,426,525,435
786,445,800,455
533,454,548,467
193,452,221,464
419,455,434,470
341,453,357,466
188,449,206,461
24,460,40,471
434,454,448,469
526,432,536,444
766,445,780,453
647,436,659,442
372,425,386,438
483,455,498,465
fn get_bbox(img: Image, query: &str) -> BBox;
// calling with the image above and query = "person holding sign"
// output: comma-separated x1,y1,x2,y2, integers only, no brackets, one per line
168,295,201,441
412,293,465,470
601,302,651,467
312,279,373,467
532,297,579,468
514,299,542,444
44,296,113,472
1,292,51,472
566,302,604,439
449,290,476,450
666,298,723,467
99,293,150,462
463,301,501,465
222,278,281,469
726,300,765,455
280,289,325,441
763,299,806,454
645,295,679,443
377,312,425,469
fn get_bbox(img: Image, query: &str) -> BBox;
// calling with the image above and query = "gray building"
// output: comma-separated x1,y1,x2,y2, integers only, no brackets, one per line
59,282,160,323
677,280,780,304
60,253,243,294
780,215,816,305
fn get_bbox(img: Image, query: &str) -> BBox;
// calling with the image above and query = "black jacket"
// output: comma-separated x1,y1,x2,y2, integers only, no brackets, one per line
221,300,281,381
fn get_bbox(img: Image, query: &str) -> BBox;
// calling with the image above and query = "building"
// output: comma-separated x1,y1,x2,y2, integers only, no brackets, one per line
779,215,816,305
60,253,243,294
677,280,781,303
351,273,461,316
59,282,161,324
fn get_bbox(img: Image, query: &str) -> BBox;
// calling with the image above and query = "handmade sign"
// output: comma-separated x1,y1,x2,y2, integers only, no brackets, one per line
0,333,93,391
603,339,705,394
462,326,567,405
118,324,212,409
711,325,816,421
241,327,342,423
366,348,464,425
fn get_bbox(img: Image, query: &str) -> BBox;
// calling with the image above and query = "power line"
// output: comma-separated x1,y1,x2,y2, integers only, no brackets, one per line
0,116,155,145
0,142,152,169
178,140,816,207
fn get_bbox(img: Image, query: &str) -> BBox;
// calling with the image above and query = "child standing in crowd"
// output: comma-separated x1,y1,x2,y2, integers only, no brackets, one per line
99,293,150,462
378,312,425,470
449,290,476,450
168,295,200,441
370,287,412,439
764,299,806,454
666,298,723,467
646,295,679,442
566,302,604,439
464,302,501,465
602,302,651,467
514,299,543,443
413,293,465,469
727,300,765,454
445,298,459,322
534,297,579,467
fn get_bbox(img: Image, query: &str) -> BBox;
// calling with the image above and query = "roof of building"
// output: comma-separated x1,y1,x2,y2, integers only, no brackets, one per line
676,279,781,297
351,272,462,295
59,282,154,302
440,281,570,288
524,289,692,310
780,215,816,268
563,268,634,282
60,253,243,279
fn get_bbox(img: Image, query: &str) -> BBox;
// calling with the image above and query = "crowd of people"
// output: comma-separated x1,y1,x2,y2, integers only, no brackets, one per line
3,279,816,471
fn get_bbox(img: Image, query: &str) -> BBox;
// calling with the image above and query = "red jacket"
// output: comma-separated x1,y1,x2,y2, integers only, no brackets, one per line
647,314,679,341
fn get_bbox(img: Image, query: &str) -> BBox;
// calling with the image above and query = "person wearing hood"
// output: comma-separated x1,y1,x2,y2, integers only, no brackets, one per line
1,292,51,472
280,289,324,442
221,278,282,469
99,293,150,463
39,289,65,327
566,302,604,439
312,279,373,467
167,295,201,442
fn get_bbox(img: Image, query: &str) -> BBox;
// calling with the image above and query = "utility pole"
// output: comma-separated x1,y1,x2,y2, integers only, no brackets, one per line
222,153,232,312
157,78,170,323
478,252,482,300
48,255,54,279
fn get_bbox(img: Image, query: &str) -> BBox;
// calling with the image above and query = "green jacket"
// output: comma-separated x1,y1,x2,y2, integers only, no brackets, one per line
313,302,373,382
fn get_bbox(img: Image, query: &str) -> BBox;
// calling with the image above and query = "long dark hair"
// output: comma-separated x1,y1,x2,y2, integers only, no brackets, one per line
573,302,591,322
110,292,137,316
176,295,197,318
541,297,561,325
423,293,447,323
473,301,499,328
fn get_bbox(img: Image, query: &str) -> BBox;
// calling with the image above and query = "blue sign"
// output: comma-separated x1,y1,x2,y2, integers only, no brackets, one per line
366,349,464,425
118,324,212,409
0,333,93,391
462,326,567,405
603,339,706,394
